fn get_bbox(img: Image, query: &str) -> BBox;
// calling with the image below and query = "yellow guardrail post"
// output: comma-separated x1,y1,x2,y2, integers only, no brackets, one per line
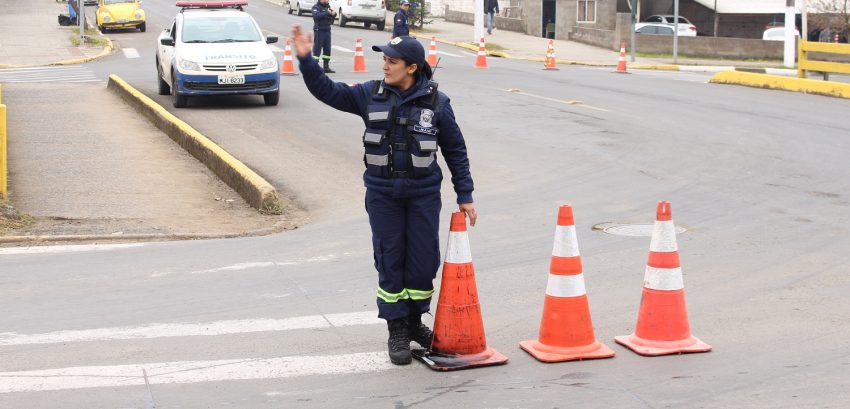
798,40,850,81
1,98,7,200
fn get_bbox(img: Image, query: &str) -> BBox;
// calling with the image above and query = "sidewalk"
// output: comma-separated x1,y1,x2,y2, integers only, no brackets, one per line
0,0,289,244
0,0,107,68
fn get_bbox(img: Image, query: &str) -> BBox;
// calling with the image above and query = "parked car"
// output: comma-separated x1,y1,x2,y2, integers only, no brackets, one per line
763,26,800,41
329,0,386,30
156,1,280,108
287,0,316,16
95,0,146,32
642,15,697,36
635,22,675,36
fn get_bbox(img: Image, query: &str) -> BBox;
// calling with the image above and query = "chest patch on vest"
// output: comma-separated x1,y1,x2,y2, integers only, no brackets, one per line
418,109,435,128
412,125,438,135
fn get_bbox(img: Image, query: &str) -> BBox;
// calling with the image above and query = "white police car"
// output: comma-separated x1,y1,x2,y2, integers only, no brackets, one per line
156,1,280,108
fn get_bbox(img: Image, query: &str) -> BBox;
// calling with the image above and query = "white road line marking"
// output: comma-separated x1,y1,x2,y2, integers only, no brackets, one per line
0,243,145,255
504,88,609,112
0,351,396,394
150,254,344,277
436,50,463,57
122,48,140,59
332,45,354,53
0,311,382,346
269,45,284,53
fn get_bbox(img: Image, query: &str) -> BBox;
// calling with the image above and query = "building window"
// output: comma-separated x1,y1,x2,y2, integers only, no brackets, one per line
577,0,596,23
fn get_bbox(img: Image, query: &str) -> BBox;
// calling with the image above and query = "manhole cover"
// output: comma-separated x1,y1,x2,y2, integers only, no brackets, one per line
593,222,687,237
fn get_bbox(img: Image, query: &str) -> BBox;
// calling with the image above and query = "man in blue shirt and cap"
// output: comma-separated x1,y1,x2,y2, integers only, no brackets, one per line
393,0,410,38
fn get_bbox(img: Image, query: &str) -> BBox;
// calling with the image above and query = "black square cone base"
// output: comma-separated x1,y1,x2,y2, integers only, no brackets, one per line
412,347,508,371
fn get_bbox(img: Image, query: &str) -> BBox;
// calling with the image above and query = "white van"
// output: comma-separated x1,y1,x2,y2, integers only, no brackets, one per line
330,0,386,30
287,0,316,16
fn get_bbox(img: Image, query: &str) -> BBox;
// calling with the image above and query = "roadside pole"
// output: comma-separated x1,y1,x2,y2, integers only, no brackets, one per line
1,91,7,200
785,0,796,68
630,0,636,62
673,0,679,64
474,0,483,43
79,0,85,44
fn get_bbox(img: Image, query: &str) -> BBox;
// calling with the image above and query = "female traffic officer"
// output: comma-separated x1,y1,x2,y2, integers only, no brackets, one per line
290,25,477,366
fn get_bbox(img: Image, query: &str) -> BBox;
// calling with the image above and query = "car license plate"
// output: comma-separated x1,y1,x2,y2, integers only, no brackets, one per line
117,19,129,23
360,3,374,8
218,75,245,85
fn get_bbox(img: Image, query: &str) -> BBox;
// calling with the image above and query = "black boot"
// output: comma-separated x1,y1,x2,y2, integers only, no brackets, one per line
323,61,335,73
408,314,434,350
387,318,411,365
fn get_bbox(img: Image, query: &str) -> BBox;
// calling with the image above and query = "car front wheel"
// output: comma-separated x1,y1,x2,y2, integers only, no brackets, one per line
171,73,188,108
157,61,170,95
376,21,385,31
264,91,280,106
338,11,347,27
139,22,146,32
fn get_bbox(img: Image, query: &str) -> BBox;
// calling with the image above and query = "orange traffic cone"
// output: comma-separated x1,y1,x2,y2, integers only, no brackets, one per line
427,36,439,67
614,201,712,356
353,38,368,73
280,39,297,76
543,39,558,70
520,205,615,362
474,37,488,69
616,41,628,73
412,212,508,371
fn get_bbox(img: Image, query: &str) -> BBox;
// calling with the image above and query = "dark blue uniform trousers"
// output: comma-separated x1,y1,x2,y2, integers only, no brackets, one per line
366,188,441,321
312,29,332,61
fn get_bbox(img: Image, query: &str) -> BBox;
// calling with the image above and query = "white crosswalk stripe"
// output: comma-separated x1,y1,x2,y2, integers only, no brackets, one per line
0,351,396,394
0,66,100,83
0,311,393,394
122,47,141,59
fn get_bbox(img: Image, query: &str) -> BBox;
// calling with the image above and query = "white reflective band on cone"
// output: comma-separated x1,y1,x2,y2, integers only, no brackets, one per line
445,231,472,263
650,220,678,252
545,273,587,298
552,225,580,257
644,266,684,291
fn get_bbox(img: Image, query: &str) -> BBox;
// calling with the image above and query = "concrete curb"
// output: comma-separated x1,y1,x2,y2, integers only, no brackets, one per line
709,71,850,99
106,74,284,214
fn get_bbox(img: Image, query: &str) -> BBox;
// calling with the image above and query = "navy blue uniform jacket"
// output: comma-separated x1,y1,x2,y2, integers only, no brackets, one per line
312,3,334,30
393,9,409,38
298,55,474,204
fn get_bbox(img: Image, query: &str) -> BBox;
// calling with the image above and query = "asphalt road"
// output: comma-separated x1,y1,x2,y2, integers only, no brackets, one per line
2,1,850,408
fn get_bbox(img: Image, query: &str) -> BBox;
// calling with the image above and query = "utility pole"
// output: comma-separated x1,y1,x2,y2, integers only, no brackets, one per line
79,0,85,44
785,0,795,68
713,0,719,37
673,0,680,63
474,0,483,43
630,0,637,62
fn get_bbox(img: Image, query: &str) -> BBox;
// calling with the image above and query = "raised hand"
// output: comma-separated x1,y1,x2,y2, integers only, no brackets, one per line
290,24,314,59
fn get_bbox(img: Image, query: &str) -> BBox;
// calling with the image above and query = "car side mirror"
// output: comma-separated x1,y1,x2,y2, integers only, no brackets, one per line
266,36,278,44
160,37,175,47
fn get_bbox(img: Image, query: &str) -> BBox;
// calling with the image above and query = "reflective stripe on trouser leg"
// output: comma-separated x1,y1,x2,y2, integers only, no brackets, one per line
312,30,332,61
367,189,440,320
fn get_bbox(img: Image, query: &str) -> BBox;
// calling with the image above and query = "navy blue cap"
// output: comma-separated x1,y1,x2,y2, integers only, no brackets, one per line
372,36,432,78
400,0,410,5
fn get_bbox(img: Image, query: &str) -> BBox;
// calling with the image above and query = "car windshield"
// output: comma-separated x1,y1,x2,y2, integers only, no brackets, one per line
181,15,261,43
104,0,135,4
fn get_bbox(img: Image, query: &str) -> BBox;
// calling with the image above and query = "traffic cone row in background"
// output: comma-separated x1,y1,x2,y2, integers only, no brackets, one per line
353,38,367,73
280,39,297,76
616,41,628,73
474,37,488,69
427,36,439,67
543,39,558,70
417,201,709,371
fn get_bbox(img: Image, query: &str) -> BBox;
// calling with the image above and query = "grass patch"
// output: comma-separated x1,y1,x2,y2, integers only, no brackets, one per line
69,27,110,47
485,42,506,52
0,199,35,232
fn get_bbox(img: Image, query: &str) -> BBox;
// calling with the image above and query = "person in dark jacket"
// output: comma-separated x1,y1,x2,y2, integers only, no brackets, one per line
392,0,410,38
290,24,477,366
312,0,337,73
484,0,499,35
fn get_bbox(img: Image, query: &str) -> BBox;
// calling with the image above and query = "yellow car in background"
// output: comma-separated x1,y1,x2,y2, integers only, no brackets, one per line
95,0,146,32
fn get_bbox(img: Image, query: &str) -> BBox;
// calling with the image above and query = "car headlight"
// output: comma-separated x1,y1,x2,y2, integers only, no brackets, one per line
135,11,143,19
259,58,277,69
178,58,200,71
103,15,111,22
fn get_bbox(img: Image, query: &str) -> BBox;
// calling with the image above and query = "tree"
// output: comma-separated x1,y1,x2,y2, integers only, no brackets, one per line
809,0,849,41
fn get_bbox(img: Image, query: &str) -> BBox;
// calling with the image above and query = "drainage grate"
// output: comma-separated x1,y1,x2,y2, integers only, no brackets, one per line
593,222,687,237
